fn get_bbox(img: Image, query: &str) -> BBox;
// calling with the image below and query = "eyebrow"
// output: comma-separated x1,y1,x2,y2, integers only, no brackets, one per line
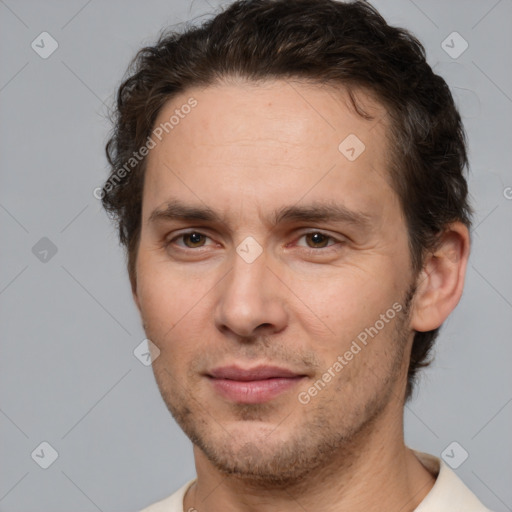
148,201,220,224
147,199,372,229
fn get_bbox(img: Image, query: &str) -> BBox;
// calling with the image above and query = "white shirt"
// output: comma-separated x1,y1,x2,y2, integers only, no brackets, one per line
139,450,493,512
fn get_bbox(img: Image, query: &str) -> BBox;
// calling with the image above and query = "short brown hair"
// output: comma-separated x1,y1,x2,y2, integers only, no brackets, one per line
102,0,472,401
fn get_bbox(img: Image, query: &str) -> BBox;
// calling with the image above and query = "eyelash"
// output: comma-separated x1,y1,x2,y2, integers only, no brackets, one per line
164,230,344,254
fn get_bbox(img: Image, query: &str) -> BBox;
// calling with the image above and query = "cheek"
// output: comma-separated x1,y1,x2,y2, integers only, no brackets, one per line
136,257,213,359
137,246,188,310
136,255,185,337
294,269,397,331
289,267,408,384
137,278,172,327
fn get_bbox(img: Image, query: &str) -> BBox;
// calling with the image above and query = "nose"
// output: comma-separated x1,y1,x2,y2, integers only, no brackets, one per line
214,248,289,339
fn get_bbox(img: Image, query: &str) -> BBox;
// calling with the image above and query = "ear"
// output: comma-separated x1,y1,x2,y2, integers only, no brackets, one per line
410,222,470,332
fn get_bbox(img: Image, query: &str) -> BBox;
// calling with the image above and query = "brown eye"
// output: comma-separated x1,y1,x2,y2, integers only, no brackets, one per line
304,232,332,248
182,232,207,248
164,231,217,256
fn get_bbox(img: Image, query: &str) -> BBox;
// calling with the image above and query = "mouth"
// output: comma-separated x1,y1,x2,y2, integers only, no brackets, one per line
205,365,307,404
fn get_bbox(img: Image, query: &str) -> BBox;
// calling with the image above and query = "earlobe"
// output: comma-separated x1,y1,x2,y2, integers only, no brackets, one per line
410,222,470,333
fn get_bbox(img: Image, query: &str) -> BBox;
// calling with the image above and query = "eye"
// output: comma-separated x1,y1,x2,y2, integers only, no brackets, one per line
296,231,339,249
168,231,213,249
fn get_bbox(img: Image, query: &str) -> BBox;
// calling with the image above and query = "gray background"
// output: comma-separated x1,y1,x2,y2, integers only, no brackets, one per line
0,0,511,511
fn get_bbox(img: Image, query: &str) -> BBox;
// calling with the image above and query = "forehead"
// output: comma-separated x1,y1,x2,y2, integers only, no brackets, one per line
142,79,395,224
153,78,388,151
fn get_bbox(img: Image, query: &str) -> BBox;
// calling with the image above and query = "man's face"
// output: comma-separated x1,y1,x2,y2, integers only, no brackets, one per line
134,79,417,482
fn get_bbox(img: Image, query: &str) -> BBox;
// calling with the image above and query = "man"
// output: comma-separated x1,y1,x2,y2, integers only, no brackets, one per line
101,1,493,510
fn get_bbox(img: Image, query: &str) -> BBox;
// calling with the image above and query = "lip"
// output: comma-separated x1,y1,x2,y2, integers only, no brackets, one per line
206,365,306,404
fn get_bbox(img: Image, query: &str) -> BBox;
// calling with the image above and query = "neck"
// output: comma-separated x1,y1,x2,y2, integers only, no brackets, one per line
183,399,435,512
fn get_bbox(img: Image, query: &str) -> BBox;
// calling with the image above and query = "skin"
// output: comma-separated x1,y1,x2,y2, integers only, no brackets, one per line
132,78,470,512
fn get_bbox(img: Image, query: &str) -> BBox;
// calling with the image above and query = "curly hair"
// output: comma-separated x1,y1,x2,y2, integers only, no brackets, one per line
102,0,472,401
